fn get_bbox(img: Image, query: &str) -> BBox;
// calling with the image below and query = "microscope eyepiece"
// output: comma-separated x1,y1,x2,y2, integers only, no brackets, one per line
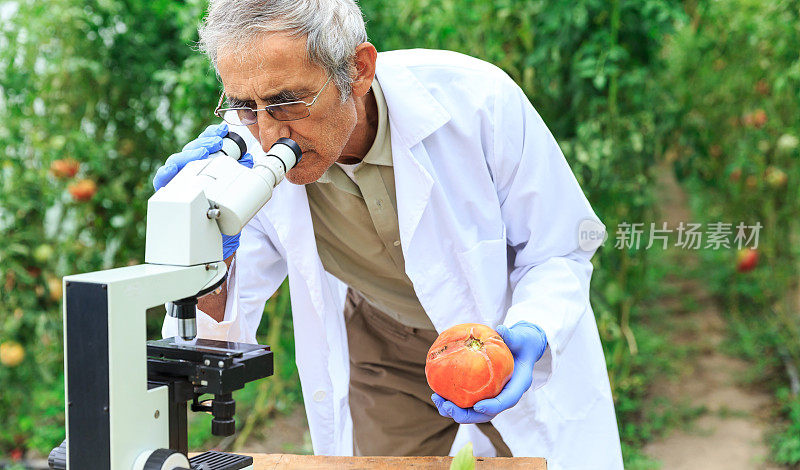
262,137,302,175
274,137,302,163
213,131,247,162
224,131,248,160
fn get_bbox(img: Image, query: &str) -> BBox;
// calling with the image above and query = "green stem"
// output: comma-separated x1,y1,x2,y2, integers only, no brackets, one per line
619,249,638,355
231,295,288,451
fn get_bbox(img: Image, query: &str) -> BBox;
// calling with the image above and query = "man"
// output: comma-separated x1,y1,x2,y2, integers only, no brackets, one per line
158,0,623,468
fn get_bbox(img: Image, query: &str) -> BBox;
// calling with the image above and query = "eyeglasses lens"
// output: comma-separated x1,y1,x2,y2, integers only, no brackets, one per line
270,103,310,121
229,102,311,125
236,108,258,125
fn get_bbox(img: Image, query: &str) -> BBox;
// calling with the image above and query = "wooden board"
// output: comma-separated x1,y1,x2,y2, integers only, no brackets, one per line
189,453,546,469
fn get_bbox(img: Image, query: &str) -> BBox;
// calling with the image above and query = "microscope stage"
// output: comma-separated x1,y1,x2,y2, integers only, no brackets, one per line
147,337,274,395
148,337,270,362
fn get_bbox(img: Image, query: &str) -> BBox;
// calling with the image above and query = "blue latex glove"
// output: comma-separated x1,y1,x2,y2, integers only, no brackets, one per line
431,321,547,424
152,122,254,260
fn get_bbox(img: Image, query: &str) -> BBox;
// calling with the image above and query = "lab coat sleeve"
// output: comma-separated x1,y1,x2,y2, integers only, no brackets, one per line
491,73,604,390
161,214,288,344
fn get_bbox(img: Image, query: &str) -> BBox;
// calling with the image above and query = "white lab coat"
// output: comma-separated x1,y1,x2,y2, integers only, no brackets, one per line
163,49,623,469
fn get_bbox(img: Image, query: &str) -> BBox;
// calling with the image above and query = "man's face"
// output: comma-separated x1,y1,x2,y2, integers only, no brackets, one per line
216,34,358,185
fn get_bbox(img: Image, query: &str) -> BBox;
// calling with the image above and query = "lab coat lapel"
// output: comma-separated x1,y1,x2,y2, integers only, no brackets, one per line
376,58,450,265
262,181,354,455
377,59,491,333
262,181,328,321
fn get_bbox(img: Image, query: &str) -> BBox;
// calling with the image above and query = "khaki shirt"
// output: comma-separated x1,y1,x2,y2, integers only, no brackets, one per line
305,78,436,331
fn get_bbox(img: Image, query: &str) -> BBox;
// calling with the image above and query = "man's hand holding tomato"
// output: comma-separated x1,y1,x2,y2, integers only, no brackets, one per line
430,321,548,424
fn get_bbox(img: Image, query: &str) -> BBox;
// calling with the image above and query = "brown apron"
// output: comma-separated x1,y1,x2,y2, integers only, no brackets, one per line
344,287,512,457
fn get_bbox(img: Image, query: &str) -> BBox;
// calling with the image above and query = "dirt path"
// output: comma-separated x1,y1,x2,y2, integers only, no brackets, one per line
642,163,781,469
234,405,313,455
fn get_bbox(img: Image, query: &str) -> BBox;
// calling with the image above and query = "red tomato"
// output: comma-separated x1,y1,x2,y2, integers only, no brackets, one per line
425,323,514,409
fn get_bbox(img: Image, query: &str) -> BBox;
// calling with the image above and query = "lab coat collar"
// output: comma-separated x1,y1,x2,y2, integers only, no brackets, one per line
375,54,451,147
316,58,449,187
373,54,451,249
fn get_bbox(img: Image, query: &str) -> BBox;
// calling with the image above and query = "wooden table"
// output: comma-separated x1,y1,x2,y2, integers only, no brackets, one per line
192,453,547,469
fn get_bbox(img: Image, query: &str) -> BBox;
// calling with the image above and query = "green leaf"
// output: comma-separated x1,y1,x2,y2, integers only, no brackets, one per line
449,442,475,470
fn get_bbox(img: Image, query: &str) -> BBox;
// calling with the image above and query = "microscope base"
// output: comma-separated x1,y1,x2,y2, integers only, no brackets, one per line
189,450,253,470
49,443,254,470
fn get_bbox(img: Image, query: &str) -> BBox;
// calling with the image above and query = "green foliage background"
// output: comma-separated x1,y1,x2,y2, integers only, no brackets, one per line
1,0,798,466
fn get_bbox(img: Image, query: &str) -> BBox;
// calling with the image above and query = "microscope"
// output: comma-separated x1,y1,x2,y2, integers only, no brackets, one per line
47,132,302,470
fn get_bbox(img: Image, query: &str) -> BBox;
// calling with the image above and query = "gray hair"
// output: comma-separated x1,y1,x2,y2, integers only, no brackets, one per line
198,0,368,102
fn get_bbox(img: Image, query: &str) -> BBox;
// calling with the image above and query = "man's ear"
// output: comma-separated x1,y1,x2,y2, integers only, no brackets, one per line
350,42,378,98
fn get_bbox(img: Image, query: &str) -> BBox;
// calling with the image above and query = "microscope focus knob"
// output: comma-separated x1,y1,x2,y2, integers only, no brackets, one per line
212,416,236,436
142,448,191,470
210,393,237,436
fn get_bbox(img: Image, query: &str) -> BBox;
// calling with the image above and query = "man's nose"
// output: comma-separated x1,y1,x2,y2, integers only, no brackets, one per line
257,111,291,150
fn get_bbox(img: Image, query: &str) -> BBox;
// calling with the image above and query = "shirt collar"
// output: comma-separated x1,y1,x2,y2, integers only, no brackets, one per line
360,77,392,167
318,76,392,184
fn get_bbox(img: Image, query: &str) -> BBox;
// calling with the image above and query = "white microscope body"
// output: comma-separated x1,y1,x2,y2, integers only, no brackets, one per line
49,134,301,470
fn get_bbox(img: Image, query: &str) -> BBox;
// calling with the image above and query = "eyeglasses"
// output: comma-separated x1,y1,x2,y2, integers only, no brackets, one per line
214,75,332,125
